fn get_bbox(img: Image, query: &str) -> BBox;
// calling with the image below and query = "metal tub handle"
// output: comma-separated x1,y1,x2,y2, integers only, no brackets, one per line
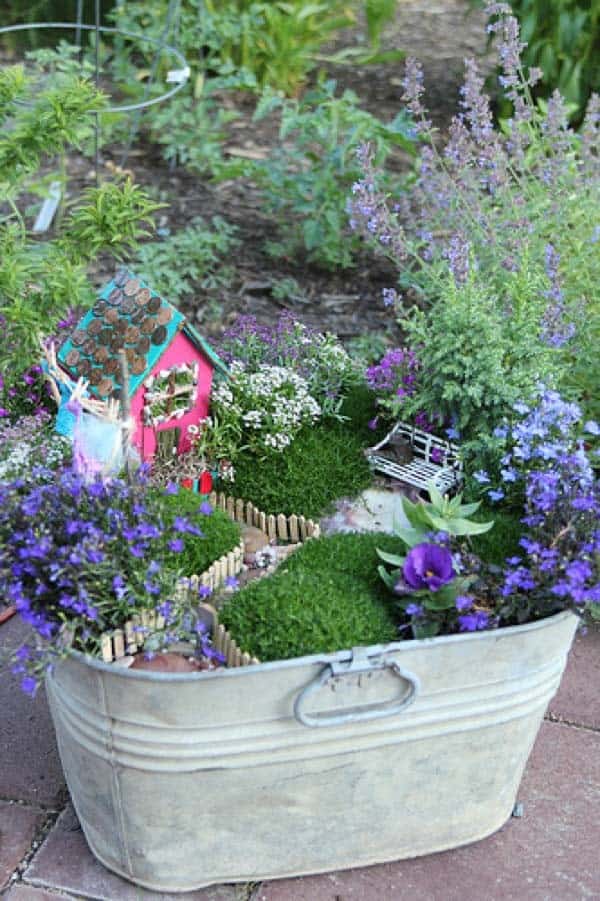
293,647,420,728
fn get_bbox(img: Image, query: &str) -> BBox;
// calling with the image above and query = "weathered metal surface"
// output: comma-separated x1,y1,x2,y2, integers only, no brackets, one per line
46,611,578,893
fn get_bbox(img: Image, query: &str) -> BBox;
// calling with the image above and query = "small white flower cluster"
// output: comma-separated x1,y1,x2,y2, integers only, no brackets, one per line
0,433,70,481
211,362,321,455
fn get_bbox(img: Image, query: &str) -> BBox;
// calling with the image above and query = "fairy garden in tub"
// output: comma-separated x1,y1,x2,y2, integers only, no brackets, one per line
1,3,599,691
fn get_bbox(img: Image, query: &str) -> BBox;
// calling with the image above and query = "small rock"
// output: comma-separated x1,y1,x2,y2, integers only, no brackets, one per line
241,524,271,563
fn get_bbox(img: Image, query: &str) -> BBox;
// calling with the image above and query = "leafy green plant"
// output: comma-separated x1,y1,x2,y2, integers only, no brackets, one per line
381,483,493,550
254,80,416,268
59,179,162,263
148,92,241,177
112,0,356,97
365,0,398,49
0,67,161,414
220,532,399,661
397,272,563,475
133,216,239,306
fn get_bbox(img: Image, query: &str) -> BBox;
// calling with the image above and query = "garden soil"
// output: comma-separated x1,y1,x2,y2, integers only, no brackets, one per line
2,1,491,343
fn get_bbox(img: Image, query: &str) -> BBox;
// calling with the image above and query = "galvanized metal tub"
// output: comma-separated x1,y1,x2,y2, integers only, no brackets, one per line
46,610,578,892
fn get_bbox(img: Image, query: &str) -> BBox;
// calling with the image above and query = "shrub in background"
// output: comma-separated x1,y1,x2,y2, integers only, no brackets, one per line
0,66,161,417
479,0,600,122
133,216,239,308
254,80,416,269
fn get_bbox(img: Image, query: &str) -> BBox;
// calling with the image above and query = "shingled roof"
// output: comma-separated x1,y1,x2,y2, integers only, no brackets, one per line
57,270,226,401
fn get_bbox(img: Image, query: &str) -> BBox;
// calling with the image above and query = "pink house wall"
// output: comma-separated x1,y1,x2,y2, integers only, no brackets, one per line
129,331,214,461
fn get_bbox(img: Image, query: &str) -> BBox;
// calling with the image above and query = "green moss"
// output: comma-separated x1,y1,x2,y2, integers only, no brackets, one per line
230,386,379,518
155,488,241,576
220,532,401,661
470,504,523,565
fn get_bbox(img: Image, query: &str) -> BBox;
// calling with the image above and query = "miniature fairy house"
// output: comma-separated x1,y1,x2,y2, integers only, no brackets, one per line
54,270,227,463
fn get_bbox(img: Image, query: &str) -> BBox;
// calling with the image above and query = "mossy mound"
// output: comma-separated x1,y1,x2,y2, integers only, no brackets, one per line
220,531,401,661
230,386,382,519
471,504,523,565
156,488,241,575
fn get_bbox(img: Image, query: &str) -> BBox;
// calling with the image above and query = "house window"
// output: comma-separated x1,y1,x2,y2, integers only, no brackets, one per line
143,363,198,427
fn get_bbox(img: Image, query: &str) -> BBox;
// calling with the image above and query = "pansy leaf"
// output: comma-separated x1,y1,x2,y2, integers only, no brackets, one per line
426,481,446,512
376,548,406,568
456,500,481,517
377,564,397,591
412,621,440,639
423,584,457,611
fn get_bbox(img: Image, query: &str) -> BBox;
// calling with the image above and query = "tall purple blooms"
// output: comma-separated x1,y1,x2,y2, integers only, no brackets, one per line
401,57,431,134
540,245,576,348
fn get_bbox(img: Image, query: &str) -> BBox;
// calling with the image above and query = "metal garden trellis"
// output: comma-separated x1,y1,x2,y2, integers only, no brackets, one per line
0,0,189,192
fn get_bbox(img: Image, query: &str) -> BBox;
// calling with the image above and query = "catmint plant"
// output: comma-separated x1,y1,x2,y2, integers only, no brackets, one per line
347,2,600,438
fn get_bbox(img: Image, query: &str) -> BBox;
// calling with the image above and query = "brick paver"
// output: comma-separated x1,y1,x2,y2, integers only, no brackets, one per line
0,801,45,892
549,622,600,730
24,806,250,901
0,618,65,808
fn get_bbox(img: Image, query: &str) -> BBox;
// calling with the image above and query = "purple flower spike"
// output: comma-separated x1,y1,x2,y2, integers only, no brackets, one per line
403,543,455,592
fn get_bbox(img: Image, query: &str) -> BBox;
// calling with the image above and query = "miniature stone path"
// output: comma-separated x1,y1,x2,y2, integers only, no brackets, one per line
2,605,599,900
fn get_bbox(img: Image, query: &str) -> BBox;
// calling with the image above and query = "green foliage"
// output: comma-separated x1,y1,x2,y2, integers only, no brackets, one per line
220,532,399,661
488,0,600,121
398,271,563,474
365,0,398,49
59,179,163,263
0,69,160,409
254,80,415,268
0,65,26,125
381,483,493,551
148,92,241,177
0,76,104,194
155,488,241,576
469,505,523,565
133,217,239,307
230,387,377,517
113,0,356,97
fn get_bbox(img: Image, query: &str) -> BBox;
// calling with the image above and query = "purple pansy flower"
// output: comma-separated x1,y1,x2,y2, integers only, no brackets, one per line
403,543,455,592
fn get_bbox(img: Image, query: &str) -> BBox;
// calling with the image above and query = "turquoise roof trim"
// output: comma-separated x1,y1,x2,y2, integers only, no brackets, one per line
56,272,226,400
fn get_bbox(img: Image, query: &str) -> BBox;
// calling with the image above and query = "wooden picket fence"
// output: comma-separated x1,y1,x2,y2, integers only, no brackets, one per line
99,603,259,667
189,539,245,593
208,491,321,542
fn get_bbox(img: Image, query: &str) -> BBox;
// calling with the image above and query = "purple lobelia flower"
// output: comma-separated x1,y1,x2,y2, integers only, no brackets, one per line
403,543,455,592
